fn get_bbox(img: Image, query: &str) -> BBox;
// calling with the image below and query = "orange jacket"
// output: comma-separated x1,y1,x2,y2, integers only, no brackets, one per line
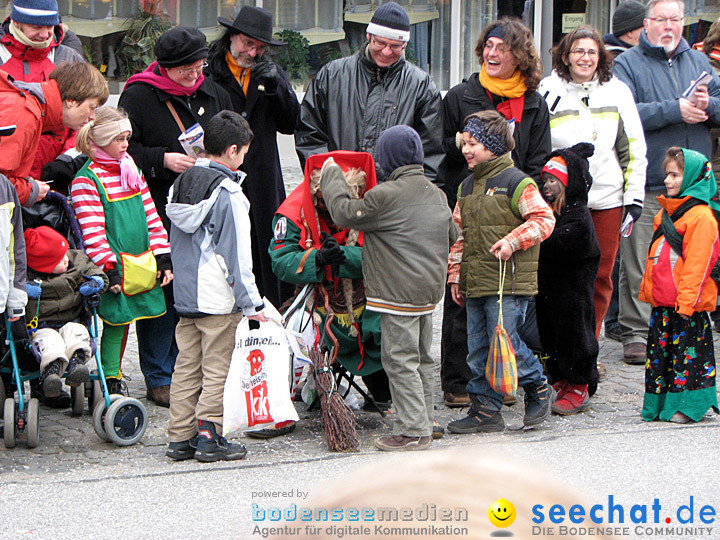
0,71,63,205
640,195,720,316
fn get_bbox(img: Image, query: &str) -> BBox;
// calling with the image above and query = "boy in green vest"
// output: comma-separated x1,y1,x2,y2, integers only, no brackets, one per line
447,110,556,433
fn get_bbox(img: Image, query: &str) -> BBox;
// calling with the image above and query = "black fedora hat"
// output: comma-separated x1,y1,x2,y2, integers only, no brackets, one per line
218,6,285,46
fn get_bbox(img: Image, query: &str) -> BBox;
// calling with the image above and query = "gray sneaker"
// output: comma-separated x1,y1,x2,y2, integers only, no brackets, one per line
447,406,505,434
523,381,556,427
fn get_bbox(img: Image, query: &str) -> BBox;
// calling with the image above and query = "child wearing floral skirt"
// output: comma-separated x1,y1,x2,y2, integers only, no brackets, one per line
640,147,720,423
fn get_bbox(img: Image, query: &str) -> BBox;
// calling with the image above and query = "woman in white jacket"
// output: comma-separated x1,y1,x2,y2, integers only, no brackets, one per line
538,26,647,344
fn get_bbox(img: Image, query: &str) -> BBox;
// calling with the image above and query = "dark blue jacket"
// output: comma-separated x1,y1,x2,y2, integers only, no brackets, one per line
614,31,720,191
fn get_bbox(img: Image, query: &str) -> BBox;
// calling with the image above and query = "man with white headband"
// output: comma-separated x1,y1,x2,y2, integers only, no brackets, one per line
295,1,443,183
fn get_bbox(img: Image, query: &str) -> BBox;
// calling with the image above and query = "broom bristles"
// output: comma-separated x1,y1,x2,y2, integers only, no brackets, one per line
312,348,359,452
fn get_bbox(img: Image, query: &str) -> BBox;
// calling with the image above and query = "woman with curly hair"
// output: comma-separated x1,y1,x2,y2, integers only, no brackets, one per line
439,17,551,410
538,26,647,402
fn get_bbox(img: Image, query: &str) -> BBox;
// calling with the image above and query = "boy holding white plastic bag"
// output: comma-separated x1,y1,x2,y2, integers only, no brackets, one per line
165,110,267,463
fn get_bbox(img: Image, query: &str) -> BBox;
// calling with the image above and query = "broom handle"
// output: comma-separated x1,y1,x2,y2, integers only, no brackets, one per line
316,283,340,365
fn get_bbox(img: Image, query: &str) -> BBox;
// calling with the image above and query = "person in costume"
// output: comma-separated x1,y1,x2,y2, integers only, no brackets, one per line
268,151,391,434
70,107,172,395
535,144,601,415
639,147,720,423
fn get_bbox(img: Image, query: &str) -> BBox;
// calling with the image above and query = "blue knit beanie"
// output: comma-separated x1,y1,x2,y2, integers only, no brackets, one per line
11,0,59,27
375,125,424,181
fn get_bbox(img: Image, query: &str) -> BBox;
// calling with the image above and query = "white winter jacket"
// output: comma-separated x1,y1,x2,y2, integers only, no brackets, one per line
538,72,647,211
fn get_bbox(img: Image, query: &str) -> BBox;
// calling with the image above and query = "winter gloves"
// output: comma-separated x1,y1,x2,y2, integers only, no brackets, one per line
315,233,347,267
26,274,106,298
623,204,643,223
79,275,105,296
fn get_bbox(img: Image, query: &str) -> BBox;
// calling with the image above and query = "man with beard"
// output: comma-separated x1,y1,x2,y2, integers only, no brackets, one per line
613,0,720,364
205,6,299,309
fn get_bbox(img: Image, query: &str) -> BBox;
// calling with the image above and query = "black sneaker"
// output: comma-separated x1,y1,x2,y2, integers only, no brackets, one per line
39,359,63,398
194,420,247,462
523,381,556,427
31,379,71,408
166,435,198,461
105,378,127,396
65,350,90,387
447,406,505,434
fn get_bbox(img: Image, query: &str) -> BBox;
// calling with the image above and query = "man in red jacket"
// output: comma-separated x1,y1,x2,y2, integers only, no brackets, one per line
0,0,85,185
0,61,107,206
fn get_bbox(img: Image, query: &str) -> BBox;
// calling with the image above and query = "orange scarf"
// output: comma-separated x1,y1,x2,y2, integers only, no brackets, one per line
226,51,251,96
479,64,527,123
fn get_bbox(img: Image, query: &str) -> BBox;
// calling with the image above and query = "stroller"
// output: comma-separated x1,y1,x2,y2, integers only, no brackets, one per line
0,190,148,448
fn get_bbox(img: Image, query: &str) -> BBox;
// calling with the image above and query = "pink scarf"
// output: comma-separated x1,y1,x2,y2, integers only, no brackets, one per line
124,61,204,97
92,145,144,192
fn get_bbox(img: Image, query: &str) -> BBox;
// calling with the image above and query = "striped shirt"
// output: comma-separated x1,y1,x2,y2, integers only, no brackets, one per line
70,161,170,271
448,184,554,284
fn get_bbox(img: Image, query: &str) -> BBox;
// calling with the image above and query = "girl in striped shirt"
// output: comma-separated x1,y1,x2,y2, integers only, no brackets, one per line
70,107,172,394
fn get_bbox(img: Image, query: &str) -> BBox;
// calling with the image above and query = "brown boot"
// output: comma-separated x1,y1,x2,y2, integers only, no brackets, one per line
147,385,170,407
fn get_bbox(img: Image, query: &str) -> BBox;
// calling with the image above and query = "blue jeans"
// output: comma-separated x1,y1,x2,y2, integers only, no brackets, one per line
465,295,545,411
136,301,178,389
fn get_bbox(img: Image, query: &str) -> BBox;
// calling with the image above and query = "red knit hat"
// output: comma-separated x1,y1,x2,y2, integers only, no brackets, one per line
24,226,69,273
542,156,569,186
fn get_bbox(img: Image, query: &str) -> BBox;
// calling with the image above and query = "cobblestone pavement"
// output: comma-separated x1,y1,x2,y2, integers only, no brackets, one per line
1,163,717,483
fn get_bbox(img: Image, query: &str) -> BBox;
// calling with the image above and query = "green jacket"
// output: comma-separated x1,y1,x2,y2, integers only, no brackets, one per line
27,250,108,326
268,215,381,375
458,153,540,297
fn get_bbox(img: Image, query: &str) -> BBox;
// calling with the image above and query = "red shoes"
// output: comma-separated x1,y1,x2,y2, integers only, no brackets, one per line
551,383,589,415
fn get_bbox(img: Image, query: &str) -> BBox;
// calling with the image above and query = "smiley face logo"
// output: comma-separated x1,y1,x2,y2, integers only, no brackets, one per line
488,498,516,528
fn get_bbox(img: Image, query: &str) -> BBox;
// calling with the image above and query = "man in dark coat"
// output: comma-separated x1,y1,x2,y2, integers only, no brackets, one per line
205,6,299,308
294,1,443,183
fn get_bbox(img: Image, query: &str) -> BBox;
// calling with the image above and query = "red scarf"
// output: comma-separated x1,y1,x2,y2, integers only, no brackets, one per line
124,61,204,97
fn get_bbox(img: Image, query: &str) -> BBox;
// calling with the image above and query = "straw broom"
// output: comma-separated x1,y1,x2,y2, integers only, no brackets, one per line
312,283,359,452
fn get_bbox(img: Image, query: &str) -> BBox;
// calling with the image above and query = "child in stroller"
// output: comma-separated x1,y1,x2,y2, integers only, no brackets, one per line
24,226,108,400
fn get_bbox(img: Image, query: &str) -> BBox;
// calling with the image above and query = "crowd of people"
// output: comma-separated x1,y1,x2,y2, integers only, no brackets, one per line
0,0,719,461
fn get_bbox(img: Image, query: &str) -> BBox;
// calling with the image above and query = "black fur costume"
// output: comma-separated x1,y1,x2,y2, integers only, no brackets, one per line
536,143,601,389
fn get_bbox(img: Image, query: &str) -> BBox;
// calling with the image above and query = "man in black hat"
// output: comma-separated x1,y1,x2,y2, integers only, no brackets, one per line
206,6,299,309
294,1,443,183
603,0,646,57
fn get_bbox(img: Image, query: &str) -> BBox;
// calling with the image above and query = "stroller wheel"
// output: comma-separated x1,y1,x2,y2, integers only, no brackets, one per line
70,385,85,416
88,372,103,413
0,378,5,419
3,397,16,448
26,398,39,448
92,394,122,442
104,397,147,446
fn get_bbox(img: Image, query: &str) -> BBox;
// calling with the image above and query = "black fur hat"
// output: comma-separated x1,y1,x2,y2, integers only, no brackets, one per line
544,142,595,205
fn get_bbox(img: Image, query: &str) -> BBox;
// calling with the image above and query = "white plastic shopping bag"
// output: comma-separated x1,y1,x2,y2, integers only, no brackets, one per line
282,285,318,394
223,301,299,437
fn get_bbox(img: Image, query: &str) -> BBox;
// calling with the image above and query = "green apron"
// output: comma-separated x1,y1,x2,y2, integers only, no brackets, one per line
78,163,165,325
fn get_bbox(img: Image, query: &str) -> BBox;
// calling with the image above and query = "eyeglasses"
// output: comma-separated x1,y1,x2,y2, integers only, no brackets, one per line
569,48,599,58
112,135,131,144
176,61,208,75
237,36,267,54
646,16,684,24
484,40,510,53
370,36,406,53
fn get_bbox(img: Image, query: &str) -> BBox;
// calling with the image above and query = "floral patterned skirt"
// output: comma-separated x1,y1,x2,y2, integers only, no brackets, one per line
642,307,718,422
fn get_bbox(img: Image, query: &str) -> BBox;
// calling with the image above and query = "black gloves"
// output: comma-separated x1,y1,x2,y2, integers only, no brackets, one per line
315,233,347,267
105,267,121,288
250,60,280,93
623,204,643,223
156,253,172,273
